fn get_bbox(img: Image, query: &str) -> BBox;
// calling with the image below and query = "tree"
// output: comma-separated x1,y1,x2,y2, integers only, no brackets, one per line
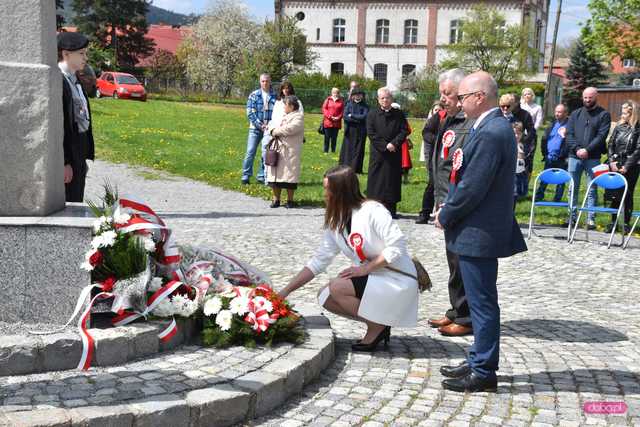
237,16,316,88
583,0,640,63
563,35,608,110
145,49,186,91
182,0,260,97
56,0,65,30
72,0,155,71
441,5,538,84
87,41,115,74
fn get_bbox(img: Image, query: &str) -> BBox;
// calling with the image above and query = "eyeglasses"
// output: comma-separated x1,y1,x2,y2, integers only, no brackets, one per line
457,91,483,103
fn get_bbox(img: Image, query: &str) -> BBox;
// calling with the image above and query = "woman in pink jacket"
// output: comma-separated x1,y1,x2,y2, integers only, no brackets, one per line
322,87,345,153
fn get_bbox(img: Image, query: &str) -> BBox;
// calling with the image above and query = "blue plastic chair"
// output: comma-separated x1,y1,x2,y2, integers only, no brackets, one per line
623,211,640,249
569,172,628,249
528,168,574,240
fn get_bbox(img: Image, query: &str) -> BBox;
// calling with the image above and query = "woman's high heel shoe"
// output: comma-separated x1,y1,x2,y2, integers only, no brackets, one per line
351,326,391,352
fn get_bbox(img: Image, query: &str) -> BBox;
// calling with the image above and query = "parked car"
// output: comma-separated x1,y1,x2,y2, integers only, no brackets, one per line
96,72,147,101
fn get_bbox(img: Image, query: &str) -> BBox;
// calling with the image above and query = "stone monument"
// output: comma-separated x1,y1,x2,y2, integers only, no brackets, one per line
0,0,92,325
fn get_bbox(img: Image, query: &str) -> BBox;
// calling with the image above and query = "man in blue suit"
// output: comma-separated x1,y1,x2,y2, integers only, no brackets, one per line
434,71,527,393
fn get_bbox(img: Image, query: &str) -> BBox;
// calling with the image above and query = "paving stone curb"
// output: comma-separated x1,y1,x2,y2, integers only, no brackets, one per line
0,304,335,427
0,319,200,377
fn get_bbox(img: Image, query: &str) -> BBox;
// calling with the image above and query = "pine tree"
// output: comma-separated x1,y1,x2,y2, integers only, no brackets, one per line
71,0,155,72
563,37,608,111
56,0,65,30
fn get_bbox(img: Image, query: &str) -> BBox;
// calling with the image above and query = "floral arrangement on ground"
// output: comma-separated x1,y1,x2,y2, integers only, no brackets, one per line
54,185,304,370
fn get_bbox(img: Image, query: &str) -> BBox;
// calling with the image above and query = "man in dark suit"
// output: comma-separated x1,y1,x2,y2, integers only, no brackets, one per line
435,71,527,393
58,32,95,202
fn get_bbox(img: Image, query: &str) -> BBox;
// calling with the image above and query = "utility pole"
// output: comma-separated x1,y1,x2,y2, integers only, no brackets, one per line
544,0,562,117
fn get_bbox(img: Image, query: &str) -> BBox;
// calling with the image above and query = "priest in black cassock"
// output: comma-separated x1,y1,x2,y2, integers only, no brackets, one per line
365,87,409,218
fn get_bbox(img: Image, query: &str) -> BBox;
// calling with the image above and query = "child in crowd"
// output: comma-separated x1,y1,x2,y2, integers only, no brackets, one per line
513,121,528,209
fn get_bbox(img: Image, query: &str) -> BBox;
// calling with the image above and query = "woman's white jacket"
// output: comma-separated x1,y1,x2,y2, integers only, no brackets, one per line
307,201,418,327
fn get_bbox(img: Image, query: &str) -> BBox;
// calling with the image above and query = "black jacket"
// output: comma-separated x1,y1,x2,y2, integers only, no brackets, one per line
62,75,95,166
607,122,640,169
540,119,569,161
511,106,536,161
431,111,475,207
566,105,611,159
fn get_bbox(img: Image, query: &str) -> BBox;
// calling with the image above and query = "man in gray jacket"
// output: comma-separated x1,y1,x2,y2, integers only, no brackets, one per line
427,69,475,337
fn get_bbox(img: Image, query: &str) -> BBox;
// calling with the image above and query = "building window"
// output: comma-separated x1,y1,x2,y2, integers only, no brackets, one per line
402,64,416,79
330,62,344,75
404,20,418,45
533,19,543,51
373,63,387,85
316,28,320,41
333,18,346,43
449,20,462,44
376,19,389,44
623,58,637,68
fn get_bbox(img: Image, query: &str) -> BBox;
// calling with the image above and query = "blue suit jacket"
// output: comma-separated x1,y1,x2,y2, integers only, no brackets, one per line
438,109,527,259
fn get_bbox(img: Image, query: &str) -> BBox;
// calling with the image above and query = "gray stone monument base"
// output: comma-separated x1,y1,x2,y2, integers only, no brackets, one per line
0,204,93,325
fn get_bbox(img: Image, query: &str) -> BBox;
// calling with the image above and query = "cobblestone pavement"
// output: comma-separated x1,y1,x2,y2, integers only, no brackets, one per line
0,343,292,412
85,161,640,426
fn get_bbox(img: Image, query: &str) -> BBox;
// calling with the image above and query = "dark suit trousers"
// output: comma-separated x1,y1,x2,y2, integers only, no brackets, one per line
444,250,471,326
420,148,435,216
66,160,88,202
458,255,499,380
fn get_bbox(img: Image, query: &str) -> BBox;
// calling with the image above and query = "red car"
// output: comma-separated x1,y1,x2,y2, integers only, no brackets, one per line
96,72,147,101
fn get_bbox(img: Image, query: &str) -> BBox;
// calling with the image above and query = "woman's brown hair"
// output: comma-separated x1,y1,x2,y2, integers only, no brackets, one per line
278,81,295,100
323,165,365,233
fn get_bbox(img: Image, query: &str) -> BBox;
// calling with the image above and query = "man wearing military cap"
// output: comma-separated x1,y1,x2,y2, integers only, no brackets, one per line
57,31,95,202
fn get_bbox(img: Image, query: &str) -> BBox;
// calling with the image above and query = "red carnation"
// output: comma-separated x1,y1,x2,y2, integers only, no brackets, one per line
89,250,103,267
101,276,116,292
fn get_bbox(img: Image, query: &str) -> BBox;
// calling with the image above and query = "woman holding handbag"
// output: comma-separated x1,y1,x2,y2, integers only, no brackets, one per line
267,96,305,208
278,165,419,352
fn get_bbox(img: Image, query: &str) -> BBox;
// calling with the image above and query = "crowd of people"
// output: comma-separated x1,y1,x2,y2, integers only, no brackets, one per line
240,73,639,232
58,30,638,395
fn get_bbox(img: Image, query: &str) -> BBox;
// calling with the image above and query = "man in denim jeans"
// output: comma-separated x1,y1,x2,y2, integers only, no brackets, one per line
242,74,276,185
566,87,611,228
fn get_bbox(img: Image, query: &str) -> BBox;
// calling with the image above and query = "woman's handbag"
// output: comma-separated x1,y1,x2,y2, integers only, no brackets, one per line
318,122,325,135
386,257,432,293
264,138,280,167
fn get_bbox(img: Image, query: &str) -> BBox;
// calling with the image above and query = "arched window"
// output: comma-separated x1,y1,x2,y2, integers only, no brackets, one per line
373,63,388,85
376,19,389,44
404,19,418,45
450,20,463,44
402,64,416,79
330,62,344,75
333,18,346,43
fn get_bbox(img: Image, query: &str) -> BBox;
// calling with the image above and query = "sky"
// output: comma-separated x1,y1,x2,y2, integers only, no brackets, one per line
151,0,590,44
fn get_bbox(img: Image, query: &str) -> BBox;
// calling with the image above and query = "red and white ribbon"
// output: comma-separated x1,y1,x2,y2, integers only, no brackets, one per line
442,130,456,159
157,317,177,343
349,233,367,262
450,148,464,184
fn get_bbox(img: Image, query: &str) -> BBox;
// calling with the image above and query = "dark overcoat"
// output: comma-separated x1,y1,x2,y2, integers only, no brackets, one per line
365,107,409,204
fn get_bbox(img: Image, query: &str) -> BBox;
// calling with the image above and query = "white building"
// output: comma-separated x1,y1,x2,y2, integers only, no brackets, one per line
275,0,549,90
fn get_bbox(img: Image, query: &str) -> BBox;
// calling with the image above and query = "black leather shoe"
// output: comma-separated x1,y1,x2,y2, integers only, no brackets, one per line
270,200,280,208
440,360,471,378
351,326,390,352
442,372,497,393
285,201,295,209
415,215,429,224
440,361,471,378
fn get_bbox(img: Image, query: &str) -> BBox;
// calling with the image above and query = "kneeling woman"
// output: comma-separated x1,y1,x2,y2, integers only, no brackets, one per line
278,165,418,351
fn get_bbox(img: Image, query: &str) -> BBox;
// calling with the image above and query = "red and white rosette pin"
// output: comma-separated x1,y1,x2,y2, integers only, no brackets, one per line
348,233,366,262
450,148,464,184
442,130,456,159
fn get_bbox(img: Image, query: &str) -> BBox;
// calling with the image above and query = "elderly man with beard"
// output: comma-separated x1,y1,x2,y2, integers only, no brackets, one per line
366,87,408,218
427,69,475,337
435,71,527,393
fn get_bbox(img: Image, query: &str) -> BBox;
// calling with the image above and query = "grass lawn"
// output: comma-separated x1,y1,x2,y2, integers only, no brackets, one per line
92,98,639,230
